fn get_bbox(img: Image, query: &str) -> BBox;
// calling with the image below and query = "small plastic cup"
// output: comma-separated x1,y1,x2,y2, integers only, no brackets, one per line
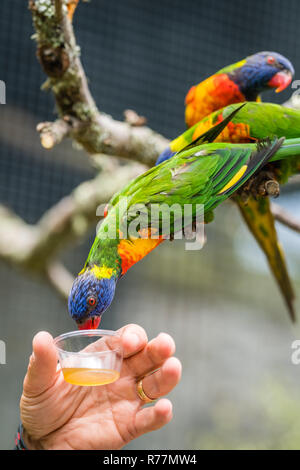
54,329,123,386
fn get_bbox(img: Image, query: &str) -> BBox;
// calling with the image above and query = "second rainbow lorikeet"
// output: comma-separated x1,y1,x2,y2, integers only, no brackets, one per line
68,106,300,329
157,101,300,321
184,51,294,128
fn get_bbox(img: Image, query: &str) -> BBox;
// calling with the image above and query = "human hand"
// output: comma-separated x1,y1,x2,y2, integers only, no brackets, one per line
20,324,182,450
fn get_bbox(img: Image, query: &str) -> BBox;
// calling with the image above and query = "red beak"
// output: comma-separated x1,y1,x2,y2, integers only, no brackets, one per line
268,70,293,93
77,316,101,330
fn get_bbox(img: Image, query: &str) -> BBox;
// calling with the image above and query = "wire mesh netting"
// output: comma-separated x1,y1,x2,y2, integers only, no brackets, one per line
1,0,300,450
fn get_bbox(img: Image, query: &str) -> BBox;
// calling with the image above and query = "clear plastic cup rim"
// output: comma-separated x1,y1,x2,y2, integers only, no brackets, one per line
53,329,122,356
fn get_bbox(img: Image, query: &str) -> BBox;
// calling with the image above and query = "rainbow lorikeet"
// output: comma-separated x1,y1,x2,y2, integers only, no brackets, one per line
184,51,294,128
157,101,300,321
157,52,296,321
68,107,300,329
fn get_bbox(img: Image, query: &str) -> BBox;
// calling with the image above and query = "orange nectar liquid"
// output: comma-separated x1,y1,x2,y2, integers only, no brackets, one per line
62,368,120,386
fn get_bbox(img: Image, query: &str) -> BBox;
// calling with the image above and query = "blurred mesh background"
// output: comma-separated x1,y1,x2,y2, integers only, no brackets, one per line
1,0,300,450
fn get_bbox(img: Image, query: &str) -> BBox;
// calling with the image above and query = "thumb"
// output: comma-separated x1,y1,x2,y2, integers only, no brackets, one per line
23,331,58,396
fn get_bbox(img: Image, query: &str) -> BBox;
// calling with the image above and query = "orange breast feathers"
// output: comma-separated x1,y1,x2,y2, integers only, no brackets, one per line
192,111,253,144
185,74,246,128
117,229,164,276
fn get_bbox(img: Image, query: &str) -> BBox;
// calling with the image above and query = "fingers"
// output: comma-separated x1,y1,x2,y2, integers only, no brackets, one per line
23,331,58,397
117,324,148,358
134,398,173,437
125,332,176,378
139,357,182,401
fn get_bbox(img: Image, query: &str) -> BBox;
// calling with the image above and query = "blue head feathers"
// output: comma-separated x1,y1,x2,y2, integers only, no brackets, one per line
68,266,117,329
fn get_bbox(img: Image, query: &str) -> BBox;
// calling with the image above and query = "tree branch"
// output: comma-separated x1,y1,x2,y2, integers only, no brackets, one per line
30,0,169,166
283,94,300,110
0,159,144,269
45,260,74,298
36,118,71,149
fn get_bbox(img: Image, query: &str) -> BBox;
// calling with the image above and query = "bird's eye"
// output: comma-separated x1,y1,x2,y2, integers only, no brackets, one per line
267,56,276,65
87,295,97,307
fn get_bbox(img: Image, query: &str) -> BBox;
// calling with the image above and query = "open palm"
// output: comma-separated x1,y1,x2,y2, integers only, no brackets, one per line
20,325,182,450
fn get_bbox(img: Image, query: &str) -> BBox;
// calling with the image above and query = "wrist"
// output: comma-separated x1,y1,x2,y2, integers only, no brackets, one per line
15,424,27,450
